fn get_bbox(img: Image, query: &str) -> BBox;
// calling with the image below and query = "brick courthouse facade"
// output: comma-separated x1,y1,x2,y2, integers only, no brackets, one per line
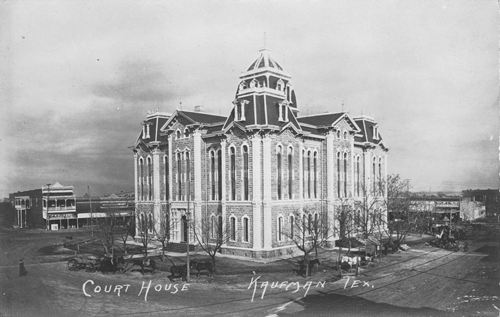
133,49,388,258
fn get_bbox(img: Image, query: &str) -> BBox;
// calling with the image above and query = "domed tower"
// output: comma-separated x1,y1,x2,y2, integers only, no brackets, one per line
223,49,301,131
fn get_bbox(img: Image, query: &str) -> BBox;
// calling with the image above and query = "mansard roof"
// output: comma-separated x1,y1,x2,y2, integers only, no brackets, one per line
178,110,226,125
354,115,388,150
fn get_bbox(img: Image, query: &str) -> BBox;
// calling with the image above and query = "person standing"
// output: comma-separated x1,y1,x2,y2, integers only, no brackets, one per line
19,258,27,276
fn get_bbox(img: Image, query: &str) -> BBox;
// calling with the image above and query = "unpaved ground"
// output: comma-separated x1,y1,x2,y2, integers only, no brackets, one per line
1,212,499,316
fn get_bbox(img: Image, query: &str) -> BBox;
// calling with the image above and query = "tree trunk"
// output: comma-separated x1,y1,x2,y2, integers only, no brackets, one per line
211,255,216,274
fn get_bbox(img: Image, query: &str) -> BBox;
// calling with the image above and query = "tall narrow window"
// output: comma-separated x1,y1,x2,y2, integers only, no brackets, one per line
336,152,341,197
307,151,311,198
230,147,236,200
230,216,236,240
139,158,144,201
302,150,306,198
217,150,222,200
243,217,249,242
177,153,182,200
277,216,283,241
277,146,282,199
372,157,376,196
308,214,313,234
210,151,216,200
147,157,153,200
343,153,348,198
289,215,294,239
288,147,293,199
313,152,318,198
243,145,249,200
186,152,191,201
356,156,360,197
218,215,223,241
378,157,382,196
210,215,215,239
165,156,169,201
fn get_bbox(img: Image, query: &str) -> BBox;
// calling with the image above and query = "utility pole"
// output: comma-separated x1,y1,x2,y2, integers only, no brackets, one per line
46,183,51,230
186,153,191,282
88,185,93,237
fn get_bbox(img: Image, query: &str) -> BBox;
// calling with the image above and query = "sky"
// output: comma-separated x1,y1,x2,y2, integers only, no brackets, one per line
0,0,498,197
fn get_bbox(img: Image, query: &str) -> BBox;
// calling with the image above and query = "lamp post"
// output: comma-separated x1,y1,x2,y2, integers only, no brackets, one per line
186,152,191,283
46,183,51,230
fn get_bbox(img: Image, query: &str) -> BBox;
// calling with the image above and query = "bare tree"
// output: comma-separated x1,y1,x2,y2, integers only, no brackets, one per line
377,174,420,250
98,211,118,258
117,217,134,255
284,208,323,276
154,210,177,261
192,212,230,274
137,213,153,258
335,202,357,275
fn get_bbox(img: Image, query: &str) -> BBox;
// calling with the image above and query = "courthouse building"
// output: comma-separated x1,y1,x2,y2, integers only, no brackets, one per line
133,49,388,258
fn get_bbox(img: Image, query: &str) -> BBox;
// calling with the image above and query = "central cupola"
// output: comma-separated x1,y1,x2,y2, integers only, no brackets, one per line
224,49,301,132
236,49,297,110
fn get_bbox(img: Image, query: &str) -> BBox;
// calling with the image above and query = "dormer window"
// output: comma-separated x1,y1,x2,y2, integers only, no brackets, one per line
373,126,379,140
239,81,246,91
235,100,248,121
276,79,284,92
278,102,289,122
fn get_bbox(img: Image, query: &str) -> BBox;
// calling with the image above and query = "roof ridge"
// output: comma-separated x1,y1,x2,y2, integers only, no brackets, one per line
297,112,345,119
180,110,227,118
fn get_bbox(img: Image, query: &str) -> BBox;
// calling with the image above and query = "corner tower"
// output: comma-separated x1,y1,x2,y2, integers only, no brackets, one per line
223,49,301,132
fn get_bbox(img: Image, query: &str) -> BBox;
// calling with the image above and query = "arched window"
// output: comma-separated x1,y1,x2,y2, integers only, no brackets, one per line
243,217,249,242
210,151,216,200
184,128,189,138
139,157,144,201
378,157,382,196
277,216,283,241
372,157,376,196
343,152,348,198
176,129,181,139
307,151,311,198
288,147,293,199
230,147,236,200
164,156,169,201
186,152,191,200
343,131,347,140
356,156,360,197
148,213,153,233
277,145,282,199
177,153,182,200
210,215,216,239
337,129,341,139
140,213,145,233
308,214,313,234
147,157,153,200
302,150,306,198
230,216,236,241
218,215,223,241
289,215,294,239
336,152,341,197
217,150,222,199
313,151,318,198
243,145,249,200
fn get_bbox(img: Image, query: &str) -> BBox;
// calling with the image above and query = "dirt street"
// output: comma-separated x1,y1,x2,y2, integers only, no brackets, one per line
0,212,498,316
